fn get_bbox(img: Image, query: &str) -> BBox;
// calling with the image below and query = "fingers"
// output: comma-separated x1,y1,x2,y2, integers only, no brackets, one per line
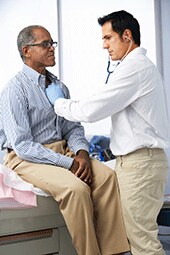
71,157,93,185
75,167,92,184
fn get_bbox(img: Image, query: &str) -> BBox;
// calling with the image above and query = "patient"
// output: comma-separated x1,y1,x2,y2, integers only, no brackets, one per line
0,25,130,255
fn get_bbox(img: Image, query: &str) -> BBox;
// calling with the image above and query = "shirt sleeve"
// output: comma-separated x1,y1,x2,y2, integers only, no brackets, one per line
58,81,90,153
61,117,89,153
1,84,74,169
54,61,141,123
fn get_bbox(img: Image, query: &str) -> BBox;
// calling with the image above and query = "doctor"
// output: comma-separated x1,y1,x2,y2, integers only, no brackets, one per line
46,10,170,255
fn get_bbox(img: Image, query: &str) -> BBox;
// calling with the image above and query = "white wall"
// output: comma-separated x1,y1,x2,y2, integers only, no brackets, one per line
162,1,170,195
0,0,59,92
0,0,156,137
154,0,170,195
58,0,156,136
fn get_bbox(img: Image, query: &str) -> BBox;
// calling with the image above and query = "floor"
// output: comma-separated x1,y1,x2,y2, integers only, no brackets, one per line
159,226,170,254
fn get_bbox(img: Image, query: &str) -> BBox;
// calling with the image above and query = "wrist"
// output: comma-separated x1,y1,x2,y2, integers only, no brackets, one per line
76,149,89,158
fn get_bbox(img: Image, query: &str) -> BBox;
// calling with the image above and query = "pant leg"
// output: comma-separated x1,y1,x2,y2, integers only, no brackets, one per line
115,148,168,255
4,150,101,255
4,140,130,255
90,159,130,255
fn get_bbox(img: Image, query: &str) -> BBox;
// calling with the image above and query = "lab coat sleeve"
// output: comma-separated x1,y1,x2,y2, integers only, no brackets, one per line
54,59,141,123
54,98,93,122
54,84,139,123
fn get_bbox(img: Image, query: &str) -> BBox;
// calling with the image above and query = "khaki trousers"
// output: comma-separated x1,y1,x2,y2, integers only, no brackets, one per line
115,148,168,255
4,141,129,255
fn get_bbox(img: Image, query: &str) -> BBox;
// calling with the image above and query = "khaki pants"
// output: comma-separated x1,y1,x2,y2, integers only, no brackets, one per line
115,148,168,255
4,141,129,255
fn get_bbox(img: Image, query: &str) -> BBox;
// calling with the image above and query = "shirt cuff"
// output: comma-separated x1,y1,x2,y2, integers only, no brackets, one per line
73,144,89,155
57,154,74,170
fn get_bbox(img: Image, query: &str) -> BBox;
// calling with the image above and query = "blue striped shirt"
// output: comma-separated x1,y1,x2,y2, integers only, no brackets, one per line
0,64,89,169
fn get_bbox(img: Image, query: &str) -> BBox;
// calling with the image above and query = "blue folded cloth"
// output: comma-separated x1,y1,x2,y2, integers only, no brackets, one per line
89,135,114,161
90,135,110,150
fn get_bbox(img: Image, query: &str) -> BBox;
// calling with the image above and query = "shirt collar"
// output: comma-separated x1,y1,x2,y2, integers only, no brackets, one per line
22,64,47,89
126,47,147,59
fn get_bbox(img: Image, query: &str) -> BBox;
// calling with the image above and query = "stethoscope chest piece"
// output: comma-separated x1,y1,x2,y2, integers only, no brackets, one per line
105,59,120,84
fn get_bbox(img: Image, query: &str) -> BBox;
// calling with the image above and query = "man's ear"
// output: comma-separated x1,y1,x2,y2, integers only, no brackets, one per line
22,45,31,58
122,29,132,42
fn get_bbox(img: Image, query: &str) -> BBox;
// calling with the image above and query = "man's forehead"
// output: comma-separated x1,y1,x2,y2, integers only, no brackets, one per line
33,28,51,40
102,22,113,36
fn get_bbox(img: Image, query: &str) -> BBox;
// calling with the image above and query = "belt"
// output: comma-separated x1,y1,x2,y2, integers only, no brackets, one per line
116,147,163,159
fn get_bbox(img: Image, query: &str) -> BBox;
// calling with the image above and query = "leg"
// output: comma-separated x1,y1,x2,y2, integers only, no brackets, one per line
4,152,100,255
90,159,130,254
115,149,168,255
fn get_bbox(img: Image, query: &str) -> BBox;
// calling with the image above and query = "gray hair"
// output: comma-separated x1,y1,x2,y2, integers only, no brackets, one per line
17,25,44,61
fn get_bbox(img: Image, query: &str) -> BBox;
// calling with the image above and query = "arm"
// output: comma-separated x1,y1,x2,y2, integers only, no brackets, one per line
54,61,141,122
59,114,92,183
61,117,89,153
51,82,92,183
1,84,73,169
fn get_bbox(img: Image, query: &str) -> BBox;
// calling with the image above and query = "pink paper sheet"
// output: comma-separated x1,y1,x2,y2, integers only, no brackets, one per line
0,173,36,209
0,164,48,209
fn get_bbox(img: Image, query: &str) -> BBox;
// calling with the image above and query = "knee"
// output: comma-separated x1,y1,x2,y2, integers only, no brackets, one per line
67,181,90,200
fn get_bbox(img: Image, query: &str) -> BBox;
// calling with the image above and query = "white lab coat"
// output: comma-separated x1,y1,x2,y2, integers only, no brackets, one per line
55,47,170,156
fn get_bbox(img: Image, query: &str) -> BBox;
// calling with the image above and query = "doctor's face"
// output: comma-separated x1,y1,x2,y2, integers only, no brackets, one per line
102,21,129,61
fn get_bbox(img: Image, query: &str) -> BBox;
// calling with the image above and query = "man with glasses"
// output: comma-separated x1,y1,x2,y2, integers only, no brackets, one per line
0,25,130,255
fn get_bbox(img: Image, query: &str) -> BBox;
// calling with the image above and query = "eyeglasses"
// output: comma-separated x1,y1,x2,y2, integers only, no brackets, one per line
27,41,58,48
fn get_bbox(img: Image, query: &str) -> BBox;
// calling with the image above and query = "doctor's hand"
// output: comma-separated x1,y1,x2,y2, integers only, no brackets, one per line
46,82,64,105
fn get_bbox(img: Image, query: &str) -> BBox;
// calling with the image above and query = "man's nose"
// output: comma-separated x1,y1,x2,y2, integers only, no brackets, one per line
103,41,109,49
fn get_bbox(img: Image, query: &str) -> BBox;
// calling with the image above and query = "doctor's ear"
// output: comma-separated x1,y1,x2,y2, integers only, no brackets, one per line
123,29,132,42
124,35,131,41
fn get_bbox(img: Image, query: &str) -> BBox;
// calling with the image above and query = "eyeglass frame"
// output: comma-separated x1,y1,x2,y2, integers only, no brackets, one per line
26,40,58,49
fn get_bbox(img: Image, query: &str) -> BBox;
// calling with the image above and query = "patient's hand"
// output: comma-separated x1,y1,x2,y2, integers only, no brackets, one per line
70,150,92,185
46,82,64,105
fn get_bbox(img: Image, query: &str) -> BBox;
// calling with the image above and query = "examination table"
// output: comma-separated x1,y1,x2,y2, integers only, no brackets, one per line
0,196,77,255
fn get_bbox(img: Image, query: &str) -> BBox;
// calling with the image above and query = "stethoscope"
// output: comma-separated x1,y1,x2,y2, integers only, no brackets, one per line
105,58,120,84
105,37,132,84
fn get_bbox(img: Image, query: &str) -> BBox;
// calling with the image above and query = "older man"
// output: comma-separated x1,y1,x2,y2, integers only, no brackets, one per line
0,25,130,255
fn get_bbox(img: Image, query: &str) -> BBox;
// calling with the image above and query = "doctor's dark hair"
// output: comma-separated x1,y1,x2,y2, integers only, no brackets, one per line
17,25,44,61
98,10,141,46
